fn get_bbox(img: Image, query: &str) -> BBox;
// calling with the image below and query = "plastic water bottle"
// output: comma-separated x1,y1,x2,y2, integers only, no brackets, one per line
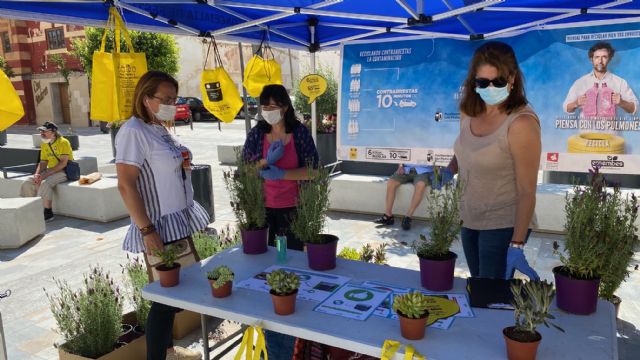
276,234,287,264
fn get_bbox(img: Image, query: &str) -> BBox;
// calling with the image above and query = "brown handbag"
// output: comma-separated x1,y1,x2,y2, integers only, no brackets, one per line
143,237,200,282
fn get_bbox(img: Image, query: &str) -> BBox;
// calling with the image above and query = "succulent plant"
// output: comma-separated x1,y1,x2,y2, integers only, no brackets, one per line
392,291,430,319
266,269,300,296
207,265,234,289
153,244,180,269
511,280,564,334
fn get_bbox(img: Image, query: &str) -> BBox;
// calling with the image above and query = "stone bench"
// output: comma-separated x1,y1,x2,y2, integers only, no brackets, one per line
328,174,640,233
217,145,242,165
0,197,46,249
0,173,128,223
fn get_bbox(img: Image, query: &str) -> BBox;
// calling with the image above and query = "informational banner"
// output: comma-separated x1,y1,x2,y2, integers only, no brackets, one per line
338,23,640,174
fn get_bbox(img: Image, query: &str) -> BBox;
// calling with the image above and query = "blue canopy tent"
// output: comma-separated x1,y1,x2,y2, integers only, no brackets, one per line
2,0,640,135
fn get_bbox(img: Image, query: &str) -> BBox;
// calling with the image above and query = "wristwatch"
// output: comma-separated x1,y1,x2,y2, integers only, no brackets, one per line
509,242,525,249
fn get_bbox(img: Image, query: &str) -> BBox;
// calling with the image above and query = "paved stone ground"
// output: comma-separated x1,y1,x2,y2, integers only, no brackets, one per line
1,121,639,359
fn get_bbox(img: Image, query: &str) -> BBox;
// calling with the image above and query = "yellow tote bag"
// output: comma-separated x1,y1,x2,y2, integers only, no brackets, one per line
242,34,282,97
234,326,267,360
0,69,25,131
200,38,243,123
381,340,425,360
90,7,147,122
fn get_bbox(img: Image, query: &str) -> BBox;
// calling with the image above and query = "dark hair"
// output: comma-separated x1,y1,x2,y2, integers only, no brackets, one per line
459,41,528,117
257,84,298,133
588,42,615,59
132,71,179,123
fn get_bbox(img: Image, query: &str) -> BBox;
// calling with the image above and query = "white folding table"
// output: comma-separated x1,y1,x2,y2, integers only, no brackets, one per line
143,247,617,360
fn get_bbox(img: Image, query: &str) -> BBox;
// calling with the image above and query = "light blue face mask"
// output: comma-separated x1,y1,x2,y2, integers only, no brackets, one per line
475,86,509,105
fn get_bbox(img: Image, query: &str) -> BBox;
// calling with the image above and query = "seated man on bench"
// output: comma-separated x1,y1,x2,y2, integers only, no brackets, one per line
20,122,74,222
374,163,432,230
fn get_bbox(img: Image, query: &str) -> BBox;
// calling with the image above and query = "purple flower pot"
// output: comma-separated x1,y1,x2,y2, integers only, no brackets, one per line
306,234,339,271
418,252,457,291
553,266,600,315
241,227,268,254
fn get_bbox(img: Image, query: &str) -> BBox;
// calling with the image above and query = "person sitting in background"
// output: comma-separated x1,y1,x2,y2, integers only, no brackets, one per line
20,121,74,222
374,163,437,230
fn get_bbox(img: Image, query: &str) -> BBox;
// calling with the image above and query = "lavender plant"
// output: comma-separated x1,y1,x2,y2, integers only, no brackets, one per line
223,150,266,231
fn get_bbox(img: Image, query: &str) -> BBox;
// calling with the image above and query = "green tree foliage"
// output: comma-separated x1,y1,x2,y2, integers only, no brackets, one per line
293,66,338,117
72,27,179,77
0,55,14,77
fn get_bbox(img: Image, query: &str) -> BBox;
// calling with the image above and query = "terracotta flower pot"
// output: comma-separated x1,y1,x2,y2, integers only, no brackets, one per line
241,227,269,254
418,251,457,291
397,311,428,340
306,234,339,271
209,279,233,298
270,289,298,315
156,263,181,287
503,326,542,360
553,266,599,315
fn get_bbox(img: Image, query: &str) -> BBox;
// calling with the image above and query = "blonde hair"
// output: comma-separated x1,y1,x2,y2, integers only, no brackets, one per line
132,71,179,123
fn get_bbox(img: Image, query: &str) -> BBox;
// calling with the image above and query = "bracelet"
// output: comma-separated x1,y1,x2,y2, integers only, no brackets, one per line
139,224,156,236
509,242,525,249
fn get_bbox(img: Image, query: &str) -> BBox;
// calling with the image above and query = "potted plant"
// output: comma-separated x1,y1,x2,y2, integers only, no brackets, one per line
193,225,240,259
503,280,564,360
267,269,300,315
412,171,462,291
554,166,638,315
392,291,430,340
153,244,181,287
207,265,234,298
122,256,152,337
224,150,268,254
290,165,338,270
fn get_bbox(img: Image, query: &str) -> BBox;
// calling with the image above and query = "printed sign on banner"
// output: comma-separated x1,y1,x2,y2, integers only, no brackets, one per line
338,23,640,174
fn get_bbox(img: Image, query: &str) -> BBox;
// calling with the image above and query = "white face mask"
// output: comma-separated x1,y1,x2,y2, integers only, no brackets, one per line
262,109,282,125
153,103,177,122
41,137,52,144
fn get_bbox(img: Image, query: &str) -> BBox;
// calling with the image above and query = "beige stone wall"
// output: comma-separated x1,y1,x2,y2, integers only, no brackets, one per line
32,72,90,128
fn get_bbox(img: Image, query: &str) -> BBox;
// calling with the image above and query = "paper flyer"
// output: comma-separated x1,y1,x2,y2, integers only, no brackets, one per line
235,265,351,302
360,280,412,318
313,284,391,321
417,292,475,318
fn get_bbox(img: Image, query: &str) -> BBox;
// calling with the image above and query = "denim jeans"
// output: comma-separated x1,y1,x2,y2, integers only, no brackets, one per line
264,329,295,360
461,227,532,279
146,302,177,360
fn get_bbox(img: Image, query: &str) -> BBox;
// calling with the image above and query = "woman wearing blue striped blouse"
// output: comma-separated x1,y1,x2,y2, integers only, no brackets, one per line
116,71,209,360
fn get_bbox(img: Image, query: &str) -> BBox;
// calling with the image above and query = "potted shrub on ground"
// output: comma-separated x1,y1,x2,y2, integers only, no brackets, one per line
291,166,338,270
267,269,300,315
554,166,638,315
503,280,563,360
122,256,152,337
392,291,430,340
193,224,240,259
207,265,234,298
224,150,268,254
412,172,462,291
153,244,181,287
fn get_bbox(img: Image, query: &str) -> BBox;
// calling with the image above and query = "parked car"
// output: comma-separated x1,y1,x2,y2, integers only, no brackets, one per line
174,101,192,123
236,97,259,119
178,97,217,122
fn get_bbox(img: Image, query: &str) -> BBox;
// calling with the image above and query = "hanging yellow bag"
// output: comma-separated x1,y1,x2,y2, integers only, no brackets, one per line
242,33,282,97
381,340,425,360
200,37,243,123
90,7,147,122
0,69,25,131
234,325,268,360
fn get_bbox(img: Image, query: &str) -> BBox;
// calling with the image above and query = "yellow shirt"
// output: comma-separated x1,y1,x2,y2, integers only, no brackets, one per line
40,136,74,168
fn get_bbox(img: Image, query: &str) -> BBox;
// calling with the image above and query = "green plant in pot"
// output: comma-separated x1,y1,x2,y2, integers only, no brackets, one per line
193,224,240,259
122,256,151,336
290,165,338,270
392,291,430,340
412,172,462,291
267,269,300,315
224,150,267,254
503,280,564,360
153,244,181,288
554,166,639,315
45,266,123,359
207,265,234,298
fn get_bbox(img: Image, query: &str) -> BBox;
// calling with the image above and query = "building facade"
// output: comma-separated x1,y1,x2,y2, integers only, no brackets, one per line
0,19,90,128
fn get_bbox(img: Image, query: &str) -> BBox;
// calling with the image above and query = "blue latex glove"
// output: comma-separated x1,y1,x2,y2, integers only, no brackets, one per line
266,140,284,165
430,167,454,190
505,247,540,280
260,165,286,180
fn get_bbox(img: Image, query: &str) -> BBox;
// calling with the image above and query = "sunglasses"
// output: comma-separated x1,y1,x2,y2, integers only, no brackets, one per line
475,77,508,89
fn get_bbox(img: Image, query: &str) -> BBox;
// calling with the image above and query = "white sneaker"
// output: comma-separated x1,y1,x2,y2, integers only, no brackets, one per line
166,346,202,360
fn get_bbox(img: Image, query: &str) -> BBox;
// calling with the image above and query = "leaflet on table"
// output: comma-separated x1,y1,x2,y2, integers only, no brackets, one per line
235,265,351,302
417,292,475,318
360,280,412,318
313,284,391,321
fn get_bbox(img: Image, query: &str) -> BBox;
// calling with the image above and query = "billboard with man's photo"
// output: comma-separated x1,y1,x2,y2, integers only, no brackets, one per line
337,22,640,174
